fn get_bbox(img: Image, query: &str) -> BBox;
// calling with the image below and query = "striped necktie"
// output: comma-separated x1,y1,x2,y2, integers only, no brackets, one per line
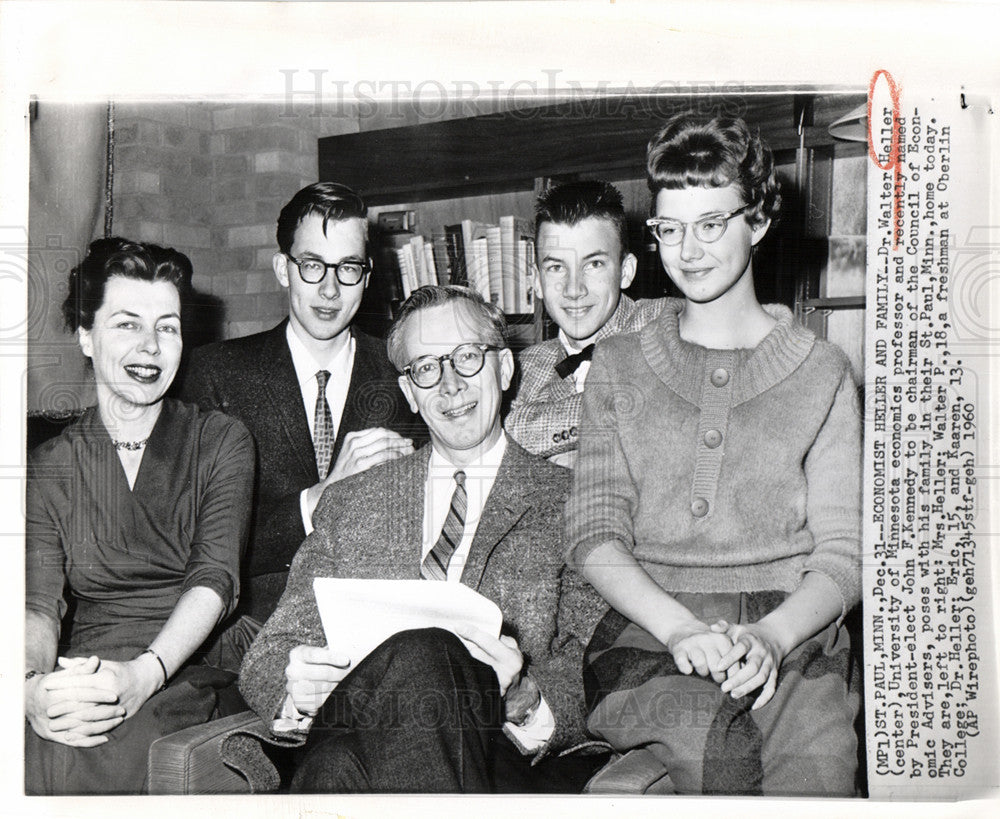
421,470,467,581
313,370,334,478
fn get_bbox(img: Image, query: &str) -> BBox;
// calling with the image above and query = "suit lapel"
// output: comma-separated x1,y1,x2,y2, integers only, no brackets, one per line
260,322,318,482
548,345,581,399
384,446,431,578
334,327,407,465
461,442,532,590
334,329,372,462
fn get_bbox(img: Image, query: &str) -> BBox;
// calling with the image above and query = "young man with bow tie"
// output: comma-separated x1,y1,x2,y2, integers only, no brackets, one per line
505,180,667,467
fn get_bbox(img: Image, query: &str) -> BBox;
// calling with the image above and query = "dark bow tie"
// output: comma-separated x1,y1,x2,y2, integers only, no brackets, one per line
554,344,595,379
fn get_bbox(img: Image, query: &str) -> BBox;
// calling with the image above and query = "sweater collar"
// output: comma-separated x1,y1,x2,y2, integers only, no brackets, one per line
640,298,815,406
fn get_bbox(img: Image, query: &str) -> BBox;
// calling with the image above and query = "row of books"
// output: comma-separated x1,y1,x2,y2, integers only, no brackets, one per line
390,216,535,314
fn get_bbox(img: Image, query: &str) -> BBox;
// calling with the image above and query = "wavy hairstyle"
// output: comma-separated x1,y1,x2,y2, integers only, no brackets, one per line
62,237,193,332
646,113,781,226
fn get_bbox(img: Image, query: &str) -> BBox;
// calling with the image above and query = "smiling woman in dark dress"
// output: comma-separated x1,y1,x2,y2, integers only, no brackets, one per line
24,238,255,794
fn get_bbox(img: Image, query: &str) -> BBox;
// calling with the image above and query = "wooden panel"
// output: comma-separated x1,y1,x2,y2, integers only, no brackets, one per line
319,92,865,205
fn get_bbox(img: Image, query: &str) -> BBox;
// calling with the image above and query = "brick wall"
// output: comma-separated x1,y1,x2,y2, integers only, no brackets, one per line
113,103,214,269
112,102,358,341
203,103,354,338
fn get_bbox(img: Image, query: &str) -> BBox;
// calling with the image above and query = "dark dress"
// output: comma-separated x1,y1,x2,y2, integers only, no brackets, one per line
24,399,254,794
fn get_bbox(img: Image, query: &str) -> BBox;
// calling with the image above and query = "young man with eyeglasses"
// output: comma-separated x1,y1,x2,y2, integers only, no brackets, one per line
180,182,422,635
505,180,667,467
239,285,608,793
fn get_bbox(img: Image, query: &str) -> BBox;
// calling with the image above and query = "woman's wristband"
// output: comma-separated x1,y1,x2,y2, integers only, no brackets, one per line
138,648,168,691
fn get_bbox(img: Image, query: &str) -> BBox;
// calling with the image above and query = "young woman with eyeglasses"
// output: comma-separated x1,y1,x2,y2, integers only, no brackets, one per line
565,113,862,796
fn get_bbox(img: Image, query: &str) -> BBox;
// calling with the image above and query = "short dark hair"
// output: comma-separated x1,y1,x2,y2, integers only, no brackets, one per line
646,113,781,226
386,285,508,371
62,237,192,332
534,180,628,257
276,182,368,255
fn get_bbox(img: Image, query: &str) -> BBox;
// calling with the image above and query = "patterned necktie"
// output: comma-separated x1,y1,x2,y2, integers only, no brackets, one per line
313,370,334,478
554,343,595,379
421,470,467,581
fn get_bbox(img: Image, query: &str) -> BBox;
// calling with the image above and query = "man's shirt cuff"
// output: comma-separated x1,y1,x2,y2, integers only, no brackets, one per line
504,693,554,753
300,489,314,536
272,692,314,733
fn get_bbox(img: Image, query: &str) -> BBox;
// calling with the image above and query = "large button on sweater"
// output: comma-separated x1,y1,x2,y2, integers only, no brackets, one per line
565,298,862,612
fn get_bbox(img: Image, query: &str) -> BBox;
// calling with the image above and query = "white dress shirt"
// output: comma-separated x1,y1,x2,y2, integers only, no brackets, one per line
277,434,555,752
286,323,356,534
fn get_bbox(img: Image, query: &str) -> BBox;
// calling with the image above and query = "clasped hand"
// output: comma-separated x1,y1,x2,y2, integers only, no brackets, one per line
25,654,162,747
666,619,786,710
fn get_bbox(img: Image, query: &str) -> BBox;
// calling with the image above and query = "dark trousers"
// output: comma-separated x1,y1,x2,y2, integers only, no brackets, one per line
290,628,605,794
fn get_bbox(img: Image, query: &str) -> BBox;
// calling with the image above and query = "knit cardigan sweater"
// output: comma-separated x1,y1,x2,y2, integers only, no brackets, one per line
566,299,862,615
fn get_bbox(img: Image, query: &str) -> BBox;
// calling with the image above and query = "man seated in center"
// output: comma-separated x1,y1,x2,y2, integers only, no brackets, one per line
239,284,607,793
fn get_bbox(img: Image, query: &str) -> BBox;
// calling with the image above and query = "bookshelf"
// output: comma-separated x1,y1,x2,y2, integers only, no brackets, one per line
362,193,549,348
320,92,867,358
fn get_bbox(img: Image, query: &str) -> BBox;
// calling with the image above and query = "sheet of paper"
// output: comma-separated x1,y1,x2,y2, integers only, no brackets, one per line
312,577,503,666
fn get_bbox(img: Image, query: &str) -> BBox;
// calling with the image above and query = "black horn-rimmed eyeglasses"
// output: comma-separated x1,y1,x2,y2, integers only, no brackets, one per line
403,343,504,389
285,254,370,286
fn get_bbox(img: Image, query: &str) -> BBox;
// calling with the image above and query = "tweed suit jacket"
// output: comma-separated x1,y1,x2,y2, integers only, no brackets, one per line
505,295,670,459
239,437,608,759
178,320,424,621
